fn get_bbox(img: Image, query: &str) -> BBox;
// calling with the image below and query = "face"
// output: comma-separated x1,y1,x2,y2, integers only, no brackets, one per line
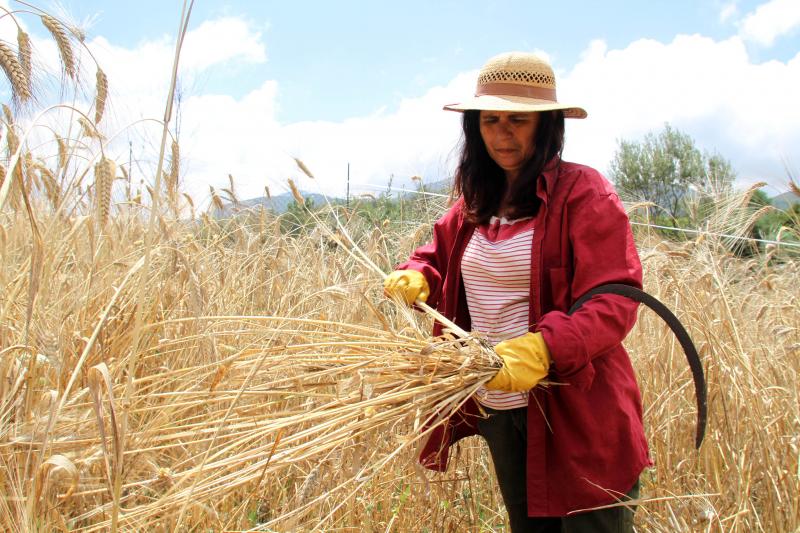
479,110,540,181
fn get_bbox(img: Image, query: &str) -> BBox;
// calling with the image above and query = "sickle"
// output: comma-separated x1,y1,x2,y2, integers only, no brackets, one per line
567,284,707,449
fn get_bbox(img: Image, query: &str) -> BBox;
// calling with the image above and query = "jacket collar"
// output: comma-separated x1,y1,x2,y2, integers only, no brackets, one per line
536,157,562,204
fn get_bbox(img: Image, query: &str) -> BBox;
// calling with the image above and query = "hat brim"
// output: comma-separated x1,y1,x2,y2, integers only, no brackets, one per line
443,94,587,119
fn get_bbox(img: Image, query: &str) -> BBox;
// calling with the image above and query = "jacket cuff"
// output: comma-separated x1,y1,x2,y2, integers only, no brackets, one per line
396,260,442,307
537,312,595,391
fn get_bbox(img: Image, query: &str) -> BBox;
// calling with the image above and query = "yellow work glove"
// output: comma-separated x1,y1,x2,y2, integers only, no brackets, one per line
485,332,551,392
383,270,430,305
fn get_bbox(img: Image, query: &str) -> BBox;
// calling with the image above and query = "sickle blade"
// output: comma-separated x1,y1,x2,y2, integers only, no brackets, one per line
568,283,708,448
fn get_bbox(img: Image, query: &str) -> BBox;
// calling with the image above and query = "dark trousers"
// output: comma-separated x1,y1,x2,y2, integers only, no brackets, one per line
477,406,639,533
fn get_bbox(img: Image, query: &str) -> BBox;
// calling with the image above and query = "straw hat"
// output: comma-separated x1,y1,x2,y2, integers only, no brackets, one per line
444,51,587,119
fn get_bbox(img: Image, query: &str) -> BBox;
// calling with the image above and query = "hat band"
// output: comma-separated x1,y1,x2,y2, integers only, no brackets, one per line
476,82,557,102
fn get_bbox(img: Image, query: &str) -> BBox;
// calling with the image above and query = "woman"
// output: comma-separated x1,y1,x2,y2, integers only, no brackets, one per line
384,52,650,532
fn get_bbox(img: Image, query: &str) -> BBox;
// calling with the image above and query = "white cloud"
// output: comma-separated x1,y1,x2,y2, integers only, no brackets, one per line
739,0,800,46
76,13,470,205
178,71,472,202
157,29,800,203
560,34,800,192
79,16,271,203
181,17,266,73
16,12,798,210
87,16,266,124
179,81,285,201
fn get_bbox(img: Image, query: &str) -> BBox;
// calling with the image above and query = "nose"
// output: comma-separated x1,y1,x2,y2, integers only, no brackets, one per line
497,119,514,137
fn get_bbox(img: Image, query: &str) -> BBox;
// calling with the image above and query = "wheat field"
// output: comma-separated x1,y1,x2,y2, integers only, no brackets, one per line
1,191,798,531
1,6,799,533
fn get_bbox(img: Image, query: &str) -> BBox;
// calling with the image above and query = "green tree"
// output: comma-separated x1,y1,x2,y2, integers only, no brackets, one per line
281,196,318,235
751,189,800,244
609,124,736,223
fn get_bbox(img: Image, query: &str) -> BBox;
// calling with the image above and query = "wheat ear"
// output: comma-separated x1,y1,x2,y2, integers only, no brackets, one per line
55,134,68,169
4,122,19,157
0,41,31,102
16,30,32,98
789,179,800,197
168,141,179,195
95,68,108,124
79,116,102,140
40,15,76,79
37,163,60,209
293,157,315,179
209,186,224,212
95,157,115,227
288,178,305,205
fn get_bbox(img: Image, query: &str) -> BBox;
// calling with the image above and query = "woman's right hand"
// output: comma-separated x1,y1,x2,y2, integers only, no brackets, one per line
383,270,430,305
485,332,551,392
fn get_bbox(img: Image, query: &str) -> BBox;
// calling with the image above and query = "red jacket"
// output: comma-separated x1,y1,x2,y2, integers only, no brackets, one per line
398,159,651,516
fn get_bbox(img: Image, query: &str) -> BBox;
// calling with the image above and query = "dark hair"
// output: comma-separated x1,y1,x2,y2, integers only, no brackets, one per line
453,109,565,224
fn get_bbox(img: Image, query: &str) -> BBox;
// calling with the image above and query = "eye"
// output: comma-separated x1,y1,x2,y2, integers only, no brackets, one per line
481,114,499,124
509,115,530,123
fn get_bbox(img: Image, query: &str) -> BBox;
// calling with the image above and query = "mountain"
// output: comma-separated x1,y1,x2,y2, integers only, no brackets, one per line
414,177,453,195
386,177,453,199
216,191,337,216
771,191,800,210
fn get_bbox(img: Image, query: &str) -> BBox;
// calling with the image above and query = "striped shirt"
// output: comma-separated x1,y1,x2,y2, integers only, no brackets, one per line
462,215,535,410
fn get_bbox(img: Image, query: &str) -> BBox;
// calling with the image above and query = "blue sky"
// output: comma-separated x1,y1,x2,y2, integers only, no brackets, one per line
2,0,799,203
63,0,799,123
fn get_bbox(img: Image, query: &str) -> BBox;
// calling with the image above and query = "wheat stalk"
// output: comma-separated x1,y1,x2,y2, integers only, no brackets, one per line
40,14,76,79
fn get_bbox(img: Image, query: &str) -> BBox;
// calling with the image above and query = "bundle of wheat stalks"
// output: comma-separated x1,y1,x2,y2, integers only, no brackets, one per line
5,315,499,531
